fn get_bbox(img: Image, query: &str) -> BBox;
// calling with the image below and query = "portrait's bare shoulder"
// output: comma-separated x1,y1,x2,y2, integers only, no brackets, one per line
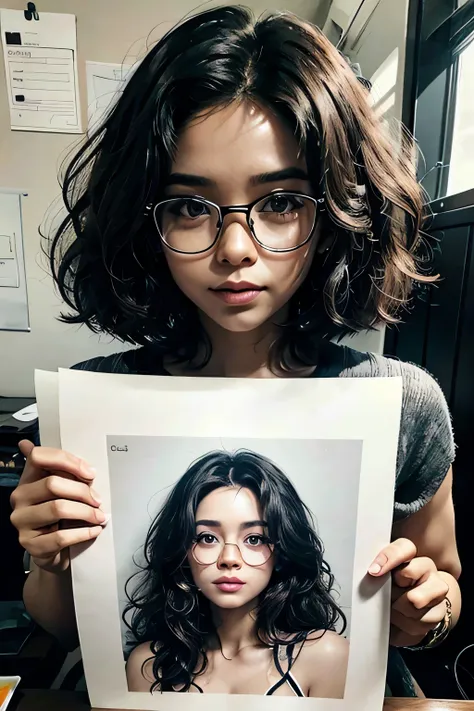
126,642,156,692
295,631,349,699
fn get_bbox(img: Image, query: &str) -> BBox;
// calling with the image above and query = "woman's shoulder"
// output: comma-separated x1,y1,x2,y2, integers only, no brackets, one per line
326,343,455,519
322,340,445,393
298,629,349,660
126,641,156,690
338,345,453,431
72,350,134,374
294,631,349,697
71,347,166,375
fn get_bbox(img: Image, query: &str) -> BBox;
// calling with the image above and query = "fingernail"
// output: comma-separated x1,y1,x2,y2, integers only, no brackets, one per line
101,513,111,527
81,462,96,479
95,509,106,523
368,563,382,575
90,488,102,505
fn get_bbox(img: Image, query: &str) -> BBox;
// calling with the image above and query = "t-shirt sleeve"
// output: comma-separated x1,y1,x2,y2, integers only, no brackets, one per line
394,363,455,520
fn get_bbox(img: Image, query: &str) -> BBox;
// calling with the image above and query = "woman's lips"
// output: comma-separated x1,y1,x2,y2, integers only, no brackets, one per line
210,289,265,305
213,581,246,592
213,577,246,593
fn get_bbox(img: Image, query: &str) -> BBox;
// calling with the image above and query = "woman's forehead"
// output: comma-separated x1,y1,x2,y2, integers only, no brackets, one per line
195,486,263,522
171,101,306,187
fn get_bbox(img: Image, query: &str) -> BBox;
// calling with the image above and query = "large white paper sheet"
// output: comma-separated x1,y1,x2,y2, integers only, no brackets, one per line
36,369,402,711
0,9,81,133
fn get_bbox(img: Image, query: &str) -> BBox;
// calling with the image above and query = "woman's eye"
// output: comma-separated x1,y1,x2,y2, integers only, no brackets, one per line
197,533,217,545
171,199,209,219
246,534,265,546
260,194,303,214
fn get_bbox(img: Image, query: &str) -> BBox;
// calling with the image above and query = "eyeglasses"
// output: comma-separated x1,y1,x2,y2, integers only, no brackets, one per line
152,191,323,255
192,533,274,567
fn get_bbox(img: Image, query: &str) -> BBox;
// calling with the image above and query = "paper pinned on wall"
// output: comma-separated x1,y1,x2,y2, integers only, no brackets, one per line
0,9,82,133
86,61,135,131
0,191,29,332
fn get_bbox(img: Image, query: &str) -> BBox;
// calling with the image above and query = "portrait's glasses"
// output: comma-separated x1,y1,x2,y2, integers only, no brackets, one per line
192,532,274,567
152,191,323,255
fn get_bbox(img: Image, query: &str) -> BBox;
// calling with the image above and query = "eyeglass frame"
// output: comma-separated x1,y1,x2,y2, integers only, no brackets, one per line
149,190,325,255
191,539,274,567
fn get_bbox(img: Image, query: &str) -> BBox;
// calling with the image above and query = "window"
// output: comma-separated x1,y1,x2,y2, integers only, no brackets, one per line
447,38,474,195
411,0,474,203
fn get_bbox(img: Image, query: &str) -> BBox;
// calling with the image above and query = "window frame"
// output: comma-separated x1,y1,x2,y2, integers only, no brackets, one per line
407,0,474,206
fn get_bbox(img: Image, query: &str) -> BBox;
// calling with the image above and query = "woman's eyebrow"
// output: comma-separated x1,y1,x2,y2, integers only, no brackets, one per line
166,167,308,189
240,519,267,529
249,167,308,185
195,519,267,528
166,173,213,187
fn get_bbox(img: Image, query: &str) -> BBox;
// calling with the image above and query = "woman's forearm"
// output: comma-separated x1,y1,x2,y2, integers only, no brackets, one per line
23,563,79,650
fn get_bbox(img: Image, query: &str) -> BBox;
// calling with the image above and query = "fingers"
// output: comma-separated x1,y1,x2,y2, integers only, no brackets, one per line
390,599,447,638
23,525,104,559
11,474,102,509
11,499,108,531
392,572,449,619
392,556,437,589
19,440,34,458
17,442,96,486
11,445,103,573
368,538,417,576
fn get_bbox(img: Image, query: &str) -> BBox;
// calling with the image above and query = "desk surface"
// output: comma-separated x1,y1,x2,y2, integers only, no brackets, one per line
13,690,471,711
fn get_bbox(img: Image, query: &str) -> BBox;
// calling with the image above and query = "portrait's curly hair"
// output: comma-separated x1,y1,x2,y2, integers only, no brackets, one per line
123,449,346,693
47,5,432,369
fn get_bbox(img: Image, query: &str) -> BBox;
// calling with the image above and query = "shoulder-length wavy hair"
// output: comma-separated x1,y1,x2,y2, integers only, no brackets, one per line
48,5,431,368
124,449,345,692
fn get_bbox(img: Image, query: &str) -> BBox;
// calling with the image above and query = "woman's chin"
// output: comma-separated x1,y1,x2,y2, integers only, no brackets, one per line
211,596,247,609
206,591,254,609
203,307,277,334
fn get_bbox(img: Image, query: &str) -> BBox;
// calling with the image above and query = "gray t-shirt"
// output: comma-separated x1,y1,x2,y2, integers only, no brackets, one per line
73,340,455,522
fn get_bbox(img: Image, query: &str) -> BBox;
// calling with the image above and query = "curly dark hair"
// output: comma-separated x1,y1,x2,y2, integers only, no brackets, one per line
123,449,346,693
47,5,431,369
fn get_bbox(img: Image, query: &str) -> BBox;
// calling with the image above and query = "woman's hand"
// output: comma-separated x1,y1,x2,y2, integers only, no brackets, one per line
10,440,106,575
368,538,450,647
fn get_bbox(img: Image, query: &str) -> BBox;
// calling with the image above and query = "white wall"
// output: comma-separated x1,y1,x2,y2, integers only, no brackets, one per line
0,0,408,395
342,0,409,125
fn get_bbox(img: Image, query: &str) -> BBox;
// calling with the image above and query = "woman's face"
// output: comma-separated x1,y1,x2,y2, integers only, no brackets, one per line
187,486,274,610
162,101,325,334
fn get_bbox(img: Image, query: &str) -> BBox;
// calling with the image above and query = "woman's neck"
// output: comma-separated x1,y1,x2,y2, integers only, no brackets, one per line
199,317,278,378
211,601,262,658
166,308,315,378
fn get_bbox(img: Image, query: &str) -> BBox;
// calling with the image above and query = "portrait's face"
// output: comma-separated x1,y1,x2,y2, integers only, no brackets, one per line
162,100,324,334
187,486,274,609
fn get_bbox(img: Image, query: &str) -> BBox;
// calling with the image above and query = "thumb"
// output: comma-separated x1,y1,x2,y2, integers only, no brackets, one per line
19,439,35,458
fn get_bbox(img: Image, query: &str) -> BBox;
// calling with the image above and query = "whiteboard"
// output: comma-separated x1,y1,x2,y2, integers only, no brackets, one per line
0,191,29,331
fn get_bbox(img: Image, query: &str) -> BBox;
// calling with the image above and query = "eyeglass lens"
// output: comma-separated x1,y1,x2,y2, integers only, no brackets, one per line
155,193,316,253
192,534,273,566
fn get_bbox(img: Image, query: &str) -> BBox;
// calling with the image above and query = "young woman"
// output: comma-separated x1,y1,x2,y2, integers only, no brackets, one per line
124,449,348,697
10,5,461,697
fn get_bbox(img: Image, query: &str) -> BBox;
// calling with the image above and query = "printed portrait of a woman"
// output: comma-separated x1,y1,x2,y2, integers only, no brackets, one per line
124,449,349,698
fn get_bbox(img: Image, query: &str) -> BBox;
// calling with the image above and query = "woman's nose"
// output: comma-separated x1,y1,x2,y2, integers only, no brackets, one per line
217,542,243,569
215,216,258,266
